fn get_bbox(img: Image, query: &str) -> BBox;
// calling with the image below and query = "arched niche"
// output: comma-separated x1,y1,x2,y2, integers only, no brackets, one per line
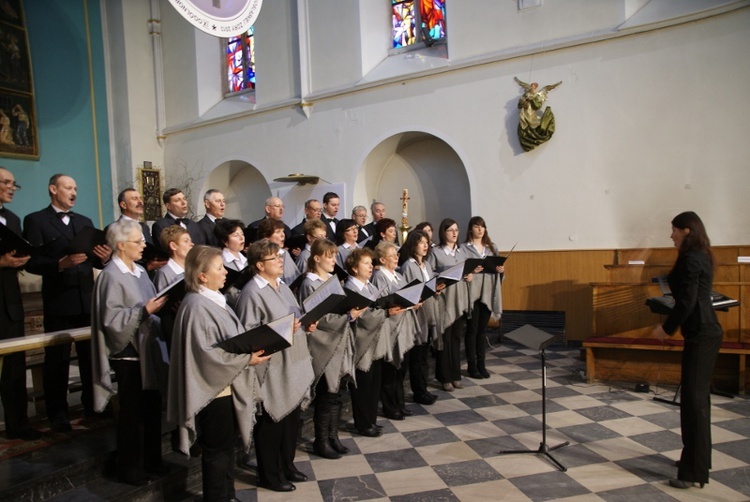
203,160,270,222
354,132,470,231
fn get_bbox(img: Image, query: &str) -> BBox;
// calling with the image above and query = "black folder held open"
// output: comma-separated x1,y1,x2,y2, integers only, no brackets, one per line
298,275,347,325
218,313,295,355
62,226,107,258
0,223,34,257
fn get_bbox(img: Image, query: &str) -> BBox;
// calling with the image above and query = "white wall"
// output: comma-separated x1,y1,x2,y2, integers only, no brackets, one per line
112,1,750,251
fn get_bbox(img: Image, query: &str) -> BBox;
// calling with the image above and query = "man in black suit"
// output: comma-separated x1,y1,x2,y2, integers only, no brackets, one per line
23,174,111,432
352,205,370,243
363,201,386,238
246,196,291,242
290,198,322,236
195,189,225,247
0,167,41,440
151,188,204,251
108,188,166,272
321,192,340,241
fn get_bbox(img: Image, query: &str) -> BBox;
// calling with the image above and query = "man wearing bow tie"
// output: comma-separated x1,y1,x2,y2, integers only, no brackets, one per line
151,188,205,252
321,192,340,241
23,174,111,432
196,189,225,247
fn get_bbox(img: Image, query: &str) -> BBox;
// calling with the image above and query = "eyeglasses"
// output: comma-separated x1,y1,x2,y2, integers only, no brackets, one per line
125,239,145,245
262,254,282,261
0,179,21,190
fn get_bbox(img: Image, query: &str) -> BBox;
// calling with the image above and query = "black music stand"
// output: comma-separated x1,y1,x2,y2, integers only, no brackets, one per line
499,324,569,472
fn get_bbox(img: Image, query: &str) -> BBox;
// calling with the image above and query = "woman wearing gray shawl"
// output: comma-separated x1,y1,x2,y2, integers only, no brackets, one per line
91,220,168,485
256,218,300,286
399,230,444,406
296,239,364,460
167,245,269,501
345,247,401,435
428,218,475,392
461,216,504,379
234,240,315,492
372,241,422,420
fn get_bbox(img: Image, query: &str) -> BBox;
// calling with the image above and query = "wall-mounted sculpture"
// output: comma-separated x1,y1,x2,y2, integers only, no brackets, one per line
514,77,562,152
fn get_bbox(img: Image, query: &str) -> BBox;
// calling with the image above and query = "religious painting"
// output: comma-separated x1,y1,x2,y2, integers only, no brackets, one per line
0,0,38,159
138,166,163,221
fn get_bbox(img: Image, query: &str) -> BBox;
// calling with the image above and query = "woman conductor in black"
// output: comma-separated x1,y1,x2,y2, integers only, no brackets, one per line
652,211,723,490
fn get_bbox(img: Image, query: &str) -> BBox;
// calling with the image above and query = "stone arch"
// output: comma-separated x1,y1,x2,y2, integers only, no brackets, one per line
354,132,471,233
202,160,270,222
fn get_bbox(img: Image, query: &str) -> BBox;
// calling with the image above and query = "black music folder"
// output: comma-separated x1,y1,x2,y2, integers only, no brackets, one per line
155,277,187,313
298,275,347,325
221,266,251,293
0,223,34,257
62,226,107,258
420,276,438,302
218,313,295,355
142,242,169,263
285,234,307,252
376,280,423,309
435,262,464,288
332,286,378,315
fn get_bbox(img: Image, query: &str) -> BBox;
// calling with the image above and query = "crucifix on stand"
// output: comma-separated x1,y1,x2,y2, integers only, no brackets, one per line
398,189,411,246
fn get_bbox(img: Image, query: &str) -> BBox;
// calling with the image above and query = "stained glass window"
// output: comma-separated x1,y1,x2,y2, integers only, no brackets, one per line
226,27,255,93
392,0,446,49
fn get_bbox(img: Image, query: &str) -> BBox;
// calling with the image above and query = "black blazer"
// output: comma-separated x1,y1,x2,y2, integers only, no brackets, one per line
151,214,204,251
357,225,371,243
23,205,98,317
321,215,338,241
662,249,721,336
290,218,307,237
196,215,220,247
0,208,25,337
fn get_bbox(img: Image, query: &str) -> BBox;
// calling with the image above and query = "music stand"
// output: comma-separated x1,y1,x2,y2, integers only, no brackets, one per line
499,324,569,472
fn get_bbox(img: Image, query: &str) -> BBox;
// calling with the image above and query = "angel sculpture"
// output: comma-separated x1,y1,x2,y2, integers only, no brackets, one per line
514,77,562,152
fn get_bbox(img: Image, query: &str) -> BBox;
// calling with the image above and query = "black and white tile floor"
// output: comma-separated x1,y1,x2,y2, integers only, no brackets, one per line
234,341,750,501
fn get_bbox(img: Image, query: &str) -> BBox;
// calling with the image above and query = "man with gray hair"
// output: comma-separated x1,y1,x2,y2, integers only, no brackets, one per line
196,189,225,247
352,205,370,243
291,198,322,236
246,196,291,242
364,201,385,238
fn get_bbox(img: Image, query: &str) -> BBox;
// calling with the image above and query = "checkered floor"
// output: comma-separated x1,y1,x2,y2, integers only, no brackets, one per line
233,341,750,501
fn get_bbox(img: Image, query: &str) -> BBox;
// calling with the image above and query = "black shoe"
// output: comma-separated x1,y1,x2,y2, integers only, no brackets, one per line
6,428,43,440
51,421,72,433
384,411,405,421
669,479,704,489
374,423,384,431
400,407,414,417
286,469,308,482
313,440,342,459
357,426,382,438
260,481,296,492
468,370,483,379
329,436,350,454
413,393,437,405
479,368,491,379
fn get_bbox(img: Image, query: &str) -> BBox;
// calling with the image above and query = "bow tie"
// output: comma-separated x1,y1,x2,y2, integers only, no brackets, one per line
56,211,71,219
0,206,6,215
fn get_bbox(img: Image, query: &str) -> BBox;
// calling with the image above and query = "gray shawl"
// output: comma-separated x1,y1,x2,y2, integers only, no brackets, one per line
297,275,355,392
460,242,503,317
371,269,421,367
153,261,183,291
428,245,471,330
167,292,260,455
234,277,314,422
91,261,165,413
281,250,301,286
344,278,390,372
399,259,441,347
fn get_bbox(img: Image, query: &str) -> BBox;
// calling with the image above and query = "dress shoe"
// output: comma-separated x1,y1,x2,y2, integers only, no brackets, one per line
452,380,464,389
468,370,483,379
6,428,42,440
442,382,454,392
373,423,384,431
479,368,491,378
329,436,350,454
260,481,296,492
51,421,72,433
669,479,704,489
400,407,414,417
357,426,382,438
285,469,308,482
413,393,437,405
384,411,405,421
313,440,342,459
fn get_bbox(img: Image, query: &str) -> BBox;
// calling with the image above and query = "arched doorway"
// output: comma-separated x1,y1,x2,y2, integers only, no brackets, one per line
203,160,270,222
355,132,470,232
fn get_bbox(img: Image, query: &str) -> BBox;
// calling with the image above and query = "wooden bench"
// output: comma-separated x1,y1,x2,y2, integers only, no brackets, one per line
0,327,92,413
583,336,750,393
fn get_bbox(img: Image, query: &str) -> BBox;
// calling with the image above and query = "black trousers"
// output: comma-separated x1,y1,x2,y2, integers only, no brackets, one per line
677,327,723,484
409,343,430,397
254,404,301,486
43,313,94,422
381,351,409,416
196,395,237,501
110,360,162,481
1,351,30,434
349,359,382,431
465,302,491,372
436,315,466,384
